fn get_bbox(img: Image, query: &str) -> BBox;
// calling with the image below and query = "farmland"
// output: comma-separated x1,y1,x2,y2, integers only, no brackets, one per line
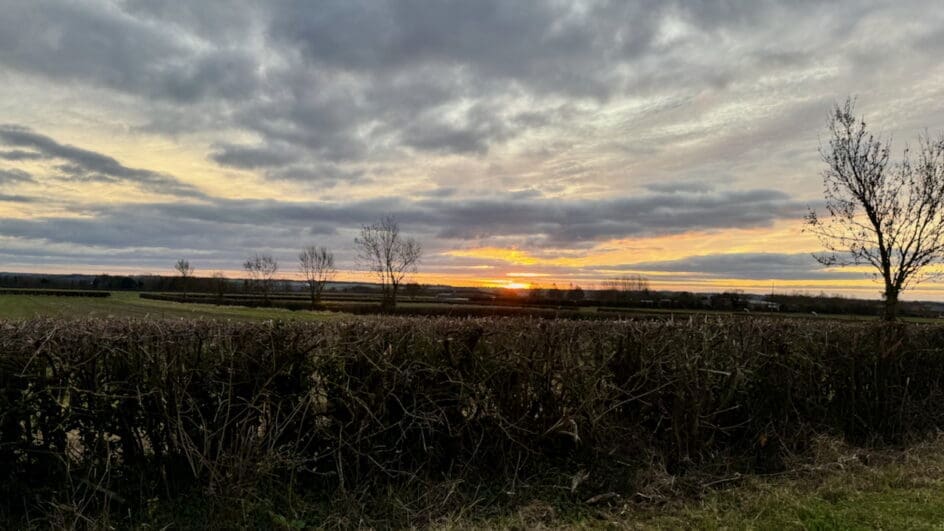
2,289,942,325
0,291,335,321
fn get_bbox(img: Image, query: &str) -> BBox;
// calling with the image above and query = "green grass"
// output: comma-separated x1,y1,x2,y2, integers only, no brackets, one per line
451,436,944,530
630,466,944,529
0,291,334,321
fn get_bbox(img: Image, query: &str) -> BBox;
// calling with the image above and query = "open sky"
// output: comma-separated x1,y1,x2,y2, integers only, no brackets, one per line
2,0,944,298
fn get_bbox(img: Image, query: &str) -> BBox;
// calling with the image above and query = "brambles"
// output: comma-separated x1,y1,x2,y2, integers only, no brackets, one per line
1,317,943,526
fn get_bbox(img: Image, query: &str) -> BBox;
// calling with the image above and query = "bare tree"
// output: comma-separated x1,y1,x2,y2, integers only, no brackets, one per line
299,246,336,309
806,98,944,321
243,253,279,303
174,259,194,295
354,216,422,309
174,259,194,278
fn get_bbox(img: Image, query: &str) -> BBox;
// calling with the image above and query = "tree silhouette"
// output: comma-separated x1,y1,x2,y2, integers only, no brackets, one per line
354,216,422,309
806,98,944,320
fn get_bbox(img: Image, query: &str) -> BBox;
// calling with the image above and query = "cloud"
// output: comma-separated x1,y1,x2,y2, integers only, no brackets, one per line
0,125,206,198
265,164,367,186
627,252,866,280
0,168,34,184
0,194,37,203
0,1,260,103
210,143,302,169
4,0,942,177
419,188,806,245
0,184,805,272
0,150,44,161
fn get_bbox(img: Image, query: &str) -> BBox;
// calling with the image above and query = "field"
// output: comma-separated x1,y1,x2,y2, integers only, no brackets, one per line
6,289,941,325
2,314,944,528
0,291,335,321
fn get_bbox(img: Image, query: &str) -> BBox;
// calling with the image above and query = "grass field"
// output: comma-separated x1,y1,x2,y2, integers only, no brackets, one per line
0,291,334,321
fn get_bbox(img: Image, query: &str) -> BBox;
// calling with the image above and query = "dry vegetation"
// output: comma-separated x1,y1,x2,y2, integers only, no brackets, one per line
1,316,943,528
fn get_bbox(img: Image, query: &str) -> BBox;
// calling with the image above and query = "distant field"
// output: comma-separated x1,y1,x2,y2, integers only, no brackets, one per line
1,290,942,324
0,291,335,321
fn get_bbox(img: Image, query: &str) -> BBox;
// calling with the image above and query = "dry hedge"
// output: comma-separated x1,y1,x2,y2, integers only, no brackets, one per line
1,316,943,520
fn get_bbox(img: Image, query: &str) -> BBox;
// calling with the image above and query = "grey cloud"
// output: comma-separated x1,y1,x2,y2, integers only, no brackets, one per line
226,0,926,167
0,194,37,203
0,185,805,259
0,150,44,161
0,168,34,184
0,1,260,103
0,125,205,198
265,164,367,186
270,0,663,98
5,0,939,174
421,188,806,245
627,252,865,281
210,143,302,169
644,181,715,194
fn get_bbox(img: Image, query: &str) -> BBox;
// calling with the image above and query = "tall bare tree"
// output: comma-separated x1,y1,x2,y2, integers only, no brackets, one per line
354,216,422,309
299,246,336,309
243,253,279,303
806,98,944,321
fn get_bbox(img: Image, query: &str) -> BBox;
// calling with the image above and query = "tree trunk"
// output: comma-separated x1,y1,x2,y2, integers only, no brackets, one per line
380,281,393,311
389,282,399,310
883,287,899,322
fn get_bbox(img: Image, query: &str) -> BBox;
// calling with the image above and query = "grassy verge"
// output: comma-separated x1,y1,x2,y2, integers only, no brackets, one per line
451,435,944,530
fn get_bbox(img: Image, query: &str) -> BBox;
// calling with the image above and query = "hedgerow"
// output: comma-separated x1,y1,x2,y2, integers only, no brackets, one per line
0,289,110,297
1,317,942,526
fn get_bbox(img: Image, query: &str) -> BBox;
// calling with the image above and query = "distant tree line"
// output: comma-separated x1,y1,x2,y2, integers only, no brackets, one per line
167,215,422,309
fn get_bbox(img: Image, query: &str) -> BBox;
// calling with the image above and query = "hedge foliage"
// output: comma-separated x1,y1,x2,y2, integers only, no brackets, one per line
0,289,110,297
1,317,943,521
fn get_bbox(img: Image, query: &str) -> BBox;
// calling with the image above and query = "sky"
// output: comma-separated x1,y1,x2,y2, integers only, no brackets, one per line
1,0,944,298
